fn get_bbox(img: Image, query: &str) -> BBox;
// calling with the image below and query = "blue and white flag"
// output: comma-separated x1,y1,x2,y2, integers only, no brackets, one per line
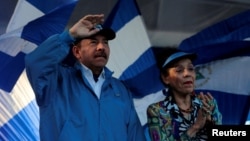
0,0,77,140
179,9,250,125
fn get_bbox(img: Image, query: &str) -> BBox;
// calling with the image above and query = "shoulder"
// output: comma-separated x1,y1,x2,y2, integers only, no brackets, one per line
110,77,127,87
147,100,165,113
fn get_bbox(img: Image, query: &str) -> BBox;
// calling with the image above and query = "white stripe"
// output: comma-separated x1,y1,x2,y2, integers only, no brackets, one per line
0,28,36,56
6,0,44,33
246,121,250,125
195,56,250,95
0,70,37,126
134,90,165,125
107,16,151,78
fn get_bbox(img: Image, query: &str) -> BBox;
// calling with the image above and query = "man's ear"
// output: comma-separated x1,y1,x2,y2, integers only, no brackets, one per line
72,45,81,59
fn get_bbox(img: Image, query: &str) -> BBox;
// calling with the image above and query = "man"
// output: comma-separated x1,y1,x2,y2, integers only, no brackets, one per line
25,14,146,141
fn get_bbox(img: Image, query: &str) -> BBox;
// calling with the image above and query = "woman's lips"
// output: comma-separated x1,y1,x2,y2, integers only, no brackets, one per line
183,81,193,84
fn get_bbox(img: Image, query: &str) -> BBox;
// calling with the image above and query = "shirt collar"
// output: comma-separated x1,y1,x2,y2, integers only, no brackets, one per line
80,63,105,79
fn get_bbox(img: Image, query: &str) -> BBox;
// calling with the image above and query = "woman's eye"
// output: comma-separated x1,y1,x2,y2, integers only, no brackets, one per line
189,67,195,71
175,68,183,72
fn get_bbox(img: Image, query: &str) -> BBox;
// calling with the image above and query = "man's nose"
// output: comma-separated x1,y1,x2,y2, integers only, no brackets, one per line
96,43,105,50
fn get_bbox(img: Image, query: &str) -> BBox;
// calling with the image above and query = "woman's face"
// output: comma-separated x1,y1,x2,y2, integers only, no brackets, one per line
161,58,196,95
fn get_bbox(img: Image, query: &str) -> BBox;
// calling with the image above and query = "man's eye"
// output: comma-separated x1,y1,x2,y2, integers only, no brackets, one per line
103,40,108,44
90,40,97,43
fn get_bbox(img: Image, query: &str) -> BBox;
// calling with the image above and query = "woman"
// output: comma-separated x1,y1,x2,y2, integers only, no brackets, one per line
147,48,222,141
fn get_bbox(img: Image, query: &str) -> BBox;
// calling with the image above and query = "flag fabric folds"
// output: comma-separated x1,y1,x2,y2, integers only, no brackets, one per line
0,0,77,140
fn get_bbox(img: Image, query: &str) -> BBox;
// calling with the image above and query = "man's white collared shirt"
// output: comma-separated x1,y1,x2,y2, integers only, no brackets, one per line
81,64,105,99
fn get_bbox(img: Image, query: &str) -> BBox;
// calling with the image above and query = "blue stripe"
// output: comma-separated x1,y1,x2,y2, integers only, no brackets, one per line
179,10,250,51
0,52,25,92
120,48,162,98
183,41,250,65
27,0,77,14
105,0,141,32
21,1,77,45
